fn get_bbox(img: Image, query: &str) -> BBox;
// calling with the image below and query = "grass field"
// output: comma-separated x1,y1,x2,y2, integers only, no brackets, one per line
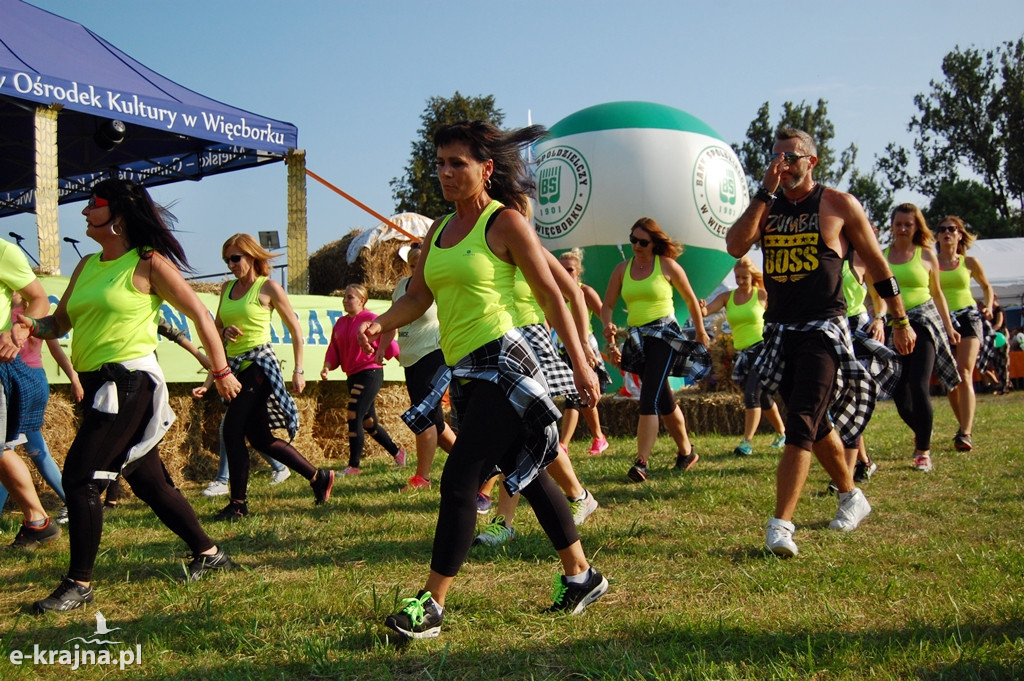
0,392,1021,680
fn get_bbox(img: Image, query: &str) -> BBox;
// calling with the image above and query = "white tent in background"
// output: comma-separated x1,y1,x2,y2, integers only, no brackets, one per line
968,238,1024,308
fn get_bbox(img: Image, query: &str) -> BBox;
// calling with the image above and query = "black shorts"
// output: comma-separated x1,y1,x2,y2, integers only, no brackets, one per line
777,330,838,451
951,308,982,340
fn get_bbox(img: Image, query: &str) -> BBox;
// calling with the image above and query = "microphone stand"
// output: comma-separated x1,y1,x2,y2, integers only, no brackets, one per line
8,232,40,267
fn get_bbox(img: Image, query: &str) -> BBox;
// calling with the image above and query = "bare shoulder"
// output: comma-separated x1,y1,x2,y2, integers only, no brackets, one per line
821,185,866,219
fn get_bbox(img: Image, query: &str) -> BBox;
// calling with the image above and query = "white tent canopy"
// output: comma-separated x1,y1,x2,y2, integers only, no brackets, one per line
968,238,1024,308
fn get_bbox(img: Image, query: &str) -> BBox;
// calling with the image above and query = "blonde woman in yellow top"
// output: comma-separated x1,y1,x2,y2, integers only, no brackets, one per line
702,257,785,456
214,233,334,521
935,215,994,452
601,217,710,482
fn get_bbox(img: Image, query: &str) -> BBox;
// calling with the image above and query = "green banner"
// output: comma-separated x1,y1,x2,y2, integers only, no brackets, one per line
36,276,405,385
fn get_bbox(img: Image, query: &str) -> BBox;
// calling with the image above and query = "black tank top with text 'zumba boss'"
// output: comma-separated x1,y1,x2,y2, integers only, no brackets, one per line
760,183,846,323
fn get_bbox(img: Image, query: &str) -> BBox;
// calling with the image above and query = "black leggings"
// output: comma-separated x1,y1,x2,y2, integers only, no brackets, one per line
742,367,775,410
63,370,214,582
223,364,317,501
431,380,578,577
345,368,399,468
891,320,937,451
638,336,678,416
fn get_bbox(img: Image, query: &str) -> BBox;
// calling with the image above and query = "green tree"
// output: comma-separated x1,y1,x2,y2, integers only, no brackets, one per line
885,37,1024,234
390,92,504,218
733,99,857,191
847,168,893,232
926,179,1012,238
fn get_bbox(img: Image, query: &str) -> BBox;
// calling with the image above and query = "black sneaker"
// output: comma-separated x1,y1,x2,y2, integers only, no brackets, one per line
33,577,94,613
826,481,839,496
213,500,249,522
384,590,443,639
10,519,61,550
187,546,234,582
674,446,699,471
311,469,335,505
626,460,648,482
546,568,609,615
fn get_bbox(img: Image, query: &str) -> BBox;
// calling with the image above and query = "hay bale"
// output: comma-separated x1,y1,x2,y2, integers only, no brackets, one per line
309,230,409,298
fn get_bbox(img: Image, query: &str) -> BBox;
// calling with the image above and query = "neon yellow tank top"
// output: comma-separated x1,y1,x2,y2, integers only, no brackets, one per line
621,257,674,327
726,289,765,351
67,250,161,372
512,268,544,327
219,276,272,358
938,255,975,311
424,201,515,364
886,247,930,310
841,260,867,317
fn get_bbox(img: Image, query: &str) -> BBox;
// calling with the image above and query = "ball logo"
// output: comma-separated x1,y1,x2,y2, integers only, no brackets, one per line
692,145,748,238
533,145,592,240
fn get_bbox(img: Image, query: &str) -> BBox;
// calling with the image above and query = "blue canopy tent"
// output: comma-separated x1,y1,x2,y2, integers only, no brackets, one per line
0,0,307,286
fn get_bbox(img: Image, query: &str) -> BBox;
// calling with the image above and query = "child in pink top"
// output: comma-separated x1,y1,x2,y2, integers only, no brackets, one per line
321,285,404,473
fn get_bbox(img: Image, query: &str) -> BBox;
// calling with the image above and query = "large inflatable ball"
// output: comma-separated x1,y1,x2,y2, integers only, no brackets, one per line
532,101,746,335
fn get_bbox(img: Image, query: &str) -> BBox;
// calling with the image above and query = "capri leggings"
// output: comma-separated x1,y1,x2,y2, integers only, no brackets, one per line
890,319,937,451
638,335,678,416
223,364,317,501
431,379,578,577
345,368,399,468
63,369,215,582
742,367,775,410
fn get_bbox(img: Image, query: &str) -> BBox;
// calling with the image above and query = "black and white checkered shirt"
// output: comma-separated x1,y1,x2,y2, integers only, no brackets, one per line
755,317,874,446
226,343,299,439
402,328,560,496
619,316,712,382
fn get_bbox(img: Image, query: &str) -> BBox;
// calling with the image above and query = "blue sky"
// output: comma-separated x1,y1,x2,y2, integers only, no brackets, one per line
9,0,1024,279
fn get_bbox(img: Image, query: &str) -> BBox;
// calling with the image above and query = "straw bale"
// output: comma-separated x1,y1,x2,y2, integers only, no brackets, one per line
309,230,409,298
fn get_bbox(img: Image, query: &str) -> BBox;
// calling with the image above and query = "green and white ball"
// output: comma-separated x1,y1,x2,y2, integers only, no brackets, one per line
533,101,746,329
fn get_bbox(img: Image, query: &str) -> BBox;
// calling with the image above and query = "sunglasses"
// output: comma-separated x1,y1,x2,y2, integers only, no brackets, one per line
629,235,651,247
87,195,109,209
768,152,812,165
936,225,958,233
223,254,244,265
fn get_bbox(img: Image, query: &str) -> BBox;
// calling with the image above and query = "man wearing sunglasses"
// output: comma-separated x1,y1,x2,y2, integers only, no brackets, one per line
726,127,916,558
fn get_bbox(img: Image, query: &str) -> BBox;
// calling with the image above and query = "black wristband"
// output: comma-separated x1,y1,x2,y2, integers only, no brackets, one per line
753,186,776,204
873,276,901,299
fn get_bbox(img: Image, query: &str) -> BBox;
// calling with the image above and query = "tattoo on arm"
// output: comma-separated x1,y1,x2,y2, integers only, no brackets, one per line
32,315,63,340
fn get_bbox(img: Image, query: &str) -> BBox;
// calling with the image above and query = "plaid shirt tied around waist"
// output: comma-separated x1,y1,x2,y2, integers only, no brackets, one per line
401,328,560,496
620,316,711,383
226,343,299,440
755,317,874,447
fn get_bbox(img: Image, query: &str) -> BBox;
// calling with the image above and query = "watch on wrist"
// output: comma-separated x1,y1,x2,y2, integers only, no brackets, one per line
753,186,776,203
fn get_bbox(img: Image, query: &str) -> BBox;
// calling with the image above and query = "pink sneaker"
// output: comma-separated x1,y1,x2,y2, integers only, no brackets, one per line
342,466,361,476
588,435,609,455
394,449,407,467
401,474,431,492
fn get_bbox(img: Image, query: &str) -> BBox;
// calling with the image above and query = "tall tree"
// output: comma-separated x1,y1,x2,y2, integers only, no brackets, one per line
390,92,504,218
926,179,1012,238
885,37,1024,233
733,99,857,191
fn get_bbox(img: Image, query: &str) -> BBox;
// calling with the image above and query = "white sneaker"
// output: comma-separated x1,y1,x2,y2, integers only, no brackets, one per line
568,490,599,526
765,518,798,557
830,488,871,532
202,481,229,497
270,468,291,485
